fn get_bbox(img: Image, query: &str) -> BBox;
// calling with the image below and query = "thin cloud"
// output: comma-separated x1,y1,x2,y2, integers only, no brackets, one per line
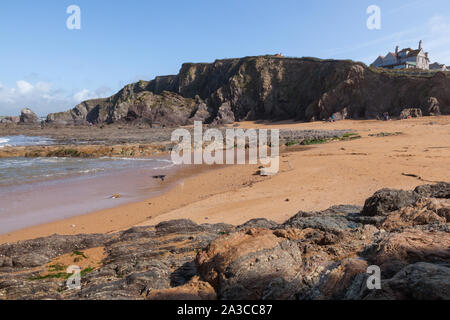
0,81,113,117
327,28,421,57
385,0,430,17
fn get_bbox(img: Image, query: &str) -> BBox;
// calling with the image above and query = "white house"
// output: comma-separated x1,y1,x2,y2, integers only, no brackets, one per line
429,62,449,71
371,41,430,70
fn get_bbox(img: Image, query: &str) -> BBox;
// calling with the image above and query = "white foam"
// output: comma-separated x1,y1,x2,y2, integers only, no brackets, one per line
0,135,54,147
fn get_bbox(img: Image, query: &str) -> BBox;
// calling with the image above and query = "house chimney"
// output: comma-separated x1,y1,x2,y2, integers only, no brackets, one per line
419,40,423,50
395,46,399,55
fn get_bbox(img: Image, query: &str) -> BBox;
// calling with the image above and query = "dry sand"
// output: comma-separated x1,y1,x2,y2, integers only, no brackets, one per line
1,116,449,244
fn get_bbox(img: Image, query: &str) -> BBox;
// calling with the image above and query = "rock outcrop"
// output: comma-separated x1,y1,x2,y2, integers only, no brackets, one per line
400,108,423,119
0,183,449,300
0,116,20,124
20,108,39,125
46,56,450,126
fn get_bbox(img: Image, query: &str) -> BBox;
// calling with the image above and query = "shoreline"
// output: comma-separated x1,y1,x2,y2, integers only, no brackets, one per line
0,159,246,243
0,116,449,244
0,156,179,235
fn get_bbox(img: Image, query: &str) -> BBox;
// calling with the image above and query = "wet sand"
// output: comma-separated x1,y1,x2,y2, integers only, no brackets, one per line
1,116,449,244
0,158,176,235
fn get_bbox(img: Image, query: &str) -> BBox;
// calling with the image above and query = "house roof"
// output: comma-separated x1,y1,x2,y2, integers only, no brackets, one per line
398,48,412,54
430,62,445,67
406,49,422,58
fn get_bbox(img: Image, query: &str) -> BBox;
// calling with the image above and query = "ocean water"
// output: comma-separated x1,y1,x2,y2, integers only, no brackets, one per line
0,135,55,148
0,135,174,186
0,156,174,186
0,135,180,234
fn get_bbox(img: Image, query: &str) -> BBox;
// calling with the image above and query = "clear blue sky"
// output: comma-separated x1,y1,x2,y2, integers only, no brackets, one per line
1,0,450,116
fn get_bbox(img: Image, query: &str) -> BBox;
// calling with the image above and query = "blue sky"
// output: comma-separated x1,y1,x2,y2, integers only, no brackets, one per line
1,0,450,116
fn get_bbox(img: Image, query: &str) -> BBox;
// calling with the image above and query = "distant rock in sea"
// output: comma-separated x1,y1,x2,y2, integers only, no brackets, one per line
20,108,39,125
0,116,20,124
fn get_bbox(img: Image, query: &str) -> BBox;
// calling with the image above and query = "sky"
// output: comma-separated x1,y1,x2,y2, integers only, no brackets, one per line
1,0,450,116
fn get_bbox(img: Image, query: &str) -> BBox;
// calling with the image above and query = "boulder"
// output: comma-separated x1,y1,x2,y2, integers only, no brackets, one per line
361,189,418,217
364,263,450,300
400,108,423,119
426,97,441,116
19,108,39,124
213,102,235,125
0,116,20,124
368,229,450,275
283,211,361,233
196,229,303,299
380,198,448,231
414,182,450,199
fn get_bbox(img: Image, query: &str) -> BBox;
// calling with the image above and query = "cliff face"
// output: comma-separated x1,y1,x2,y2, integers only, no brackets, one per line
47,56,450,126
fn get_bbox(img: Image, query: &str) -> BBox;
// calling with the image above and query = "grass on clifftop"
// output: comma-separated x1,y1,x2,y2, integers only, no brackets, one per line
369,67,450,78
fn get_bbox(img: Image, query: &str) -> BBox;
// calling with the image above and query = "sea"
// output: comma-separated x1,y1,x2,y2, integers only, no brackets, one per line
0,135,178,234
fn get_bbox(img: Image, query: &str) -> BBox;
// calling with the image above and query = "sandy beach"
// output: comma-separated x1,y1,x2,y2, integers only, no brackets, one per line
1,116,449,244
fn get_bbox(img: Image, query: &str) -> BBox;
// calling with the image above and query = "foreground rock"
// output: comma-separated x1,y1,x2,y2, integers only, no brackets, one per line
46,56,450,126
0,183,448,300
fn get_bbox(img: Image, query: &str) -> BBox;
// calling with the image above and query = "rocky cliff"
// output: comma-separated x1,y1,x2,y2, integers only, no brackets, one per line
0,183,448,300
46,56,450,126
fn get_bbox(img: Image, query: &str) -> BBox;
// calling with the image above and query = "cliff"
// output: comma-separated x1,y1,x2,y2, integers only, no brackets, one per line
46,56,450,126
